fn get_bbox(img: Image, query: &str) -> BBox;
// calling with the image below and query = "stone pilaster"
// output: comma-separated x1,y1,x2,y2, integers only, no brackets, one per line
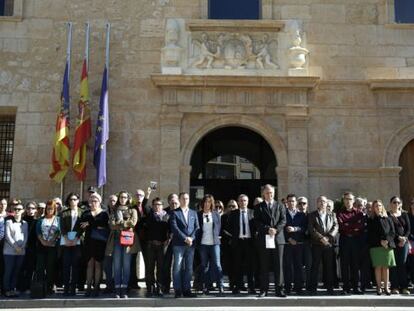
286,116,309,197
159,113,183,198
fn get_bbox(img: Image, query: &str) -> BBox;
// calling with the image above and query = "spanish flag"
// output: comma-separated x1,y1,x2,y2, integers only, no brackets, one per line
72,59,92,181
49,62,71,183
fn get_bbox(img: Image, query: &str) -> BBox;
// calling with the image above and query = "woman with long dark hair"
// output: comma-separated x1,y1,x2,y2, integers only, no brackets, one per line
196,194,224,294
105,191,139,298
35,200,60,295
388,196,411,294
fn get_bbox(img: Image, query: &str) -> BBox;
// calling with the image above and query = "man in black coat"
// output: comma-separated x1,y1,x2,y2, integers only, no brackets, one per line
254,184,286,297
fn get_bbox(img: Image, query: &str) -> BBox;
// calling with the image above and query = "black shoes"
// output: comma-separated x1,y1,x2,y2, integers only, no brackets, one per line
183,291,197,298
174,291,182,298
275,288,287,298
257,291,267,297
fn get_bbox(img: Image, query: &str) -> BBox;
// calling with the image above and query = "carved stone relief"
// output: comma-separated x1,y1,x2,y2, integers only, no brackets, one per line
160,18,312,77
190,32,279,70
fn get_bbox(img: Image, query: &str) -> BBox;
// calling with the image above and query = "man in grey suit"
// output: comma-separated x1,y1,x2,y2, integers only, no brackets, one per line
254,184,286,297
308,195,338,295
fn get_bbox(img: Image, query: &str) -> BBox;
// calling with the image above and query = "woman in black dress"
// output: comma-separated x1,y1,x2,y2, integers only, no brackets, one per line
388,196,411,295
81,192,109,296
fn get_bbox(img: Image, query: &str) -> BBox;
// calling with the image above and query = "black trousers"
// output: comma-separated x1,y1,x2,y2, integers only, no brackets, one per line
161,242,173,292
17,246,36,291
283,243,304,291
339,236,361,290
232,238,255,290
310,245,334,291
258,244,284,292
62,246,82,289
145,242,166,291
36,245,57,292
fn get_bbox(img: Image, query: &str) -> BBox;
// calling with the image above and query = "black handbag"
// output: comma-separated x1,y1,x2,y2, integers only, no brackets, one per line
30,271,46,299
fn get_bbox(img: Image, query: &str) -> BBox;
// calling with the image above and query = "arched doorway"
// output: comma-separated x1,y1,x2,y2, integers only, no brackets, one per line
399,139,414,209
190,126,277,207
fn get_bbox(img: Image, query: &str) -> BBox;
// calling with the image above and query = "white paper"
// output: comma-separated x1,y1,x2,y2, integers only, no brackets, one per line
265,234,276,249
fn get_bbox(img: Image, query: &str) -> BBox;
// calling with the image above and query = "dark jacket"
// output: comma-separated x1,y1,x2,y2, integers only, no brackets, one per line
284,209,307,243
170,207,199,246
388,212,410,245
254,200,286,245
196,210,221,245
308,210,338,246
367,215,396,249
59,207,84,238
146,210,170,242
228,208,255,241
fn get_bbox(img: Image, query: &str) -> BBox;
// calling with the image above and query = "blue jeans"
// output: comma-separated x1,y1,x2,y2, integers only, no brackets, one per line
113,240,132,289
173,245,195,292
198,244,223,288
3,255,24,292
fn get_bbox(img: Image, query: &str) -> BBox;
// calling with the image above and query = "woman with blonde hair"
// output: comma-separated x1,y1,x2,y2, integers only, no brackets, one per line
388,196,411,294
367,200,396,295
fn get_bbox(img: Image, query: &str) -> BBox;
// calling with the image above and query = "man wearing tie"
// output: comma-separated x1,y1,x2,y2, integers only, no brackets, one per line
254,184,286,297
170,192,200,298
308,195,338,295
228,194,256,294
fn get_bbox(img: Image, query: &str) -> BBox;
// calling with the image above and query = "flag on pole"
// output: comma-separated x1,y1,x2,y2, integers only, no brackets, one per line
93,66,109,187
72,59,92,181
49,62,71,183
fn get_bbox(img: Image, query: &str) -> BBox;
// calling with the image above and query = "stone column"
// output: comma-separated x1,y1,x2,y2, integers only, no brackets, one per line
159,113,183,199
180,165,192,194
379,166,402,200
286,116,309,197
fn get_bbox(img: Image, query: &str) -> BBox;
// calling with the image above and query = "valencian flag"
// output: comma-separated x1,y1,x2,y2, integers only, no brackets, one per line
93,66,109,187
72,59,92,181
49,62,71,183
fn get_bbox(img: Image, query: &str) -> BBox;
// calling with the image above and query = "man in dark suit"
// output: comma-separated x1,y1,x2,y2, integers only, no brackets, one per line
228,194,256,294
308,195,338,295
283,194,307,295
254,184,286,297
170,192,200,298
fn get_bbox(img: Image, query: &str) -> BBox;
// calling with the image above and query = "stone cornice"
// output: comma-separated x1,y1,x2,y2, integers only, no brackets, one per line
308,166,401,178
369,79,414,91
185,19,285,32
151,74,320,89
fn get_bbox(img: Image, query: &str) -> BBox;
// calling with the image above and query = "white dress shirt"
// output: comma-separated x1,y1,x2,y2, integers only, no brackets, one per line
239,209,252,238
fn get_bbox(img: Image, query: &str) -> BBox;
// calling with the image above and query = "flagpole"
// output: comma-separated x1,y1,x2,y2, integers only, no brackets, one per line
101,22,110,200
61,21,72,200
79,22,90,202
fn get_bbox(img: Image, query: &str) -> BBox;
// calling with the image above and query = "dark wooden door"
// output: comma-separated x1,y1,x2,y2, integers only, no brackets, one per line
399,139,414,210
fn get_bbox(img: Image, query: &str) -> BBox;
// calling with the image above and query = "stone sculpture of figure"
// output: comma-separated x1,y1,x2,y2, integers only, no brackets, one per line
289,30,309,69
192,33,218,69
162,19,182,67
255,34,279,70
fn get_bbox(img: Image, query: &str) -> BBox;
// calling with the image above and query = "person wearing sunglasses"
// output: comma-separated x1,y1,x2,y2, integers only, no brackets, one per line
17,201,38,293
3,203,28,297
388,196,410,295
196,194,224,295
337,192,365,295
60,193,84,296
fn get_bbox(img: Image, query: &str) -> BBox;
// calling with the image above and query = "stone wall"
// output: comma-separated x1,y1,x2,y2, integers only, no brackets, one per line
0,0,413,205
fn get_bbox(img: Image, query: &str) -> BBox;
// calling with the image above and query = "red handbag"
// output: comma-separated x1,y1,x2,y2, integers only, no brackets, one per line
120,230,134,246
409,241,414,256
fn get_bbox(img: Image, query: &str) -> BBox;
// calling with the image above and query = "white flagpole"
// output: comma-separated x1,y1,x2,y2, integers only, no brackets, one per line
101,22,110,200
80,22,90,202
61,21,72,201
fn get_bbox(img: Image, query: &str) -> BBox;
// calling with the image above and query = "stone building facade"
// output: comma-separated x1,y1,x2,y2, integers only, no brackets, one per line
1,0,414,208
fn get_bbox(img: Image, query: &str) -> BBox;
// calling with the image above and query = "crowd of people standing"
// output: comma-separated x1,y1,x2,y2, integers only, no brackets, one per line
1,184,414,299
